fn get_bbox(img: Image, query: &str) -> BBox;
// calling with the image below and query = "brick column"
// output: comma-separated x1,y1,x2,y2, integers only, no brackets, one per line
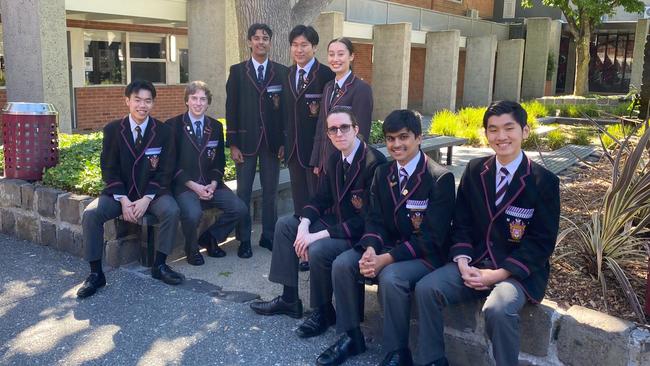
494,39,525,102
0,0,72,132
423,30,460,113
463,35,497,107
372,23,412,120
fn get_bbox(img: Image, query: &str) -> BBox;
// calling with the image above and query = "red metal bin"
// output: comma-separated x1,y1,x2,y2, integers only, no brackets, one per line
2,102,59,180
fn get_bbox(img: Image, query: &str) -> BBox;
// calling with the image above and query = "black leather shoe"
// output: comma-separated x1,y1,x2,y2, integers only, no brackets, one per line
299,261,310,272
379,349,413,366
296,306,336,338
238,240,252,258
186,250,205,266
77,272,106,298
151,264,184,285
199,232,226,258
316,328,366,366
259,237,273,251
250,295,303,318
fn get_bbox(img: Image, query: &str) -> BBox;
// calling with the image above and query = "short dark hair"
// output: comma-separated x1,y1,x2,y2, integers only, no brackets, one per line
327,106,358,127
125,80,156,99
328,37,354,54
483,100,527,129
248,23,273,40
289,25,319,45
382,109,422,137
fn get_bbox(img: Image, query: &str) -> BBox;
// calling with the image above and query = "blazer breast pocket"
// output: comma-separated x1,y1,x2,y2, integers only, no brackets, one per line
145,147,162,171
266,85,283,111
305,94,322,118
505,205,534,243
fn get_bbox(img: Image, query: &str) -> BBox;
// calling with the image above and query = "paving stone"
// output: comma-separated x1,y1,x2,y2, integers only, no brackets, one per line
1,209,15,235
56,226,83,257
444,332,493,366
0,179,27,208
39,220,57,246
20,183,35,210
520,300,558,357
443,300,480,332
58,193,92,225
631,328,650,366
35,187,63,218
14,212,38,243
557,305,633,366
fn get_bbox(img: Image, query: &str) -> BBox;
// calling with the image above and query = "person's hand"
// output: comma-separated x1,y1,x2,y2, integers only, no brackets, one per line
119,197,136,223
313,167,321,176
230,146,244,164
277,146,285,160
206,181,217,195
457,258,484,289
132,197,152,219
359,247,392,278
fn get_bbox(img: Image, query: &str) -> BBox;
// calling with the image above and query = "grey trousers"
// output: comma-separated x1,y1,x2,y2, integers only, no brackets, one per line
175,188,249,253
287,155,318,215
378,260,431,352
268,215,350,308
414,262,526,366
235,144,280,242
82,194,180,262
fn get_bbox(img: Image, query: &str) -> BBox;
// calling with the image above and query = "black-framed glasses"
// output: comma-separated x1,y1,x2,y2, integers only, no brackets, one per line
327,124,353,136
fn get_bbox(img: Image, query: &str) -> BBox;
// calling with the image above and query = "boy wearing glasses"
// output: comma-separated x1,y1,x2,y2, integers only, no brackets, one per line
250,107,386,340
413,101,560,366
316,110,455,366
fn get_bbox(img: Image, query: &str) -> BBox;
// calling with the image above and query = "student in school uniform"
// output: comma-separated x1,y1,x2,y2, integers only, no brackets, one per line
413,100,561,366
166,81,248,265
250,107,386,339
284,25,335,215
77,80,182,299
309,37,373,177
226,23,289,257
315,110,455,366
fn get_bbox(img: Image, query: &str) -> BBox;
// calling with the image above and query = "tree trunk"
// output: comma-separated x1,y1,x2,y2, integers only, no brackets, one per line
574,34,590,96
235,0,292,65
235,0,334,66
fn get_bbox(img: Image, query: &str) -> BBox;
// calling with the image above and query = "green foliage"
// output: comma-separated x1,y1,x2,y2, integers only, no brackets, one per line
546,129,568,150
601,123,635,149
429,108,485,146
521,130,542,150
0,148,4,171
546,52,555,81
570,127,594,145
42,133,104,195
520,100,546,129
369,120,385,145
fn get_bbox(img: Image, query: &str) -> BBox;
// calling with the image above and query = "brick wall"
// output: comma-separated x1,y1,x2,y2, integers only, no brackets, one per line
74,85,186,131
409,47,426,108
391,0,432,8
352,43,373,84
0,88,7,107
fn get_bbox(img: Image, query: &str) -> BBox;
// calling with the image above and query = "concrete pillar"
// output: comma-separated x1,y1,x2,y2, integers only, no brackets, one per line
313,12,344,64
565,38,576,94
463,35,497,107
68,28,85,88
372,23,412,120
494,39,525,102
188,0,238,118
548,20,562,96
631,19,650,91
522,18,552,100
0,0,72,132
423,30,460,113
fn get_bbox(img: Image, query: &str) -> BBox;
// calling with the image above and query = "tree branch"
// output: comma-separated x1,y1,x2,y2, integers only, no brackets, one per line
291,0,334,25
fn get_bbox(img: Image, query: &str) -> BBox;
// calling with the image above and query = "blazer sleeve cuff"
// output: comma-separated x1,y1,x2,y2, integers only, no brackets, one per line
301,205,321,222
359,233,383,251
502,257,531,280
103,181,126,196
145,182,162,197
449,242,474,261
389,243,415,263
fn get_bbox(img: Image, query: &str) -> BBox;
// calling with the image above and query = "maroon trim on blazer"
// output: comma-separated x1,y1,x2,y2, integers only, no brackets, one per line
343,222,352,238
420,259,434,270
505,257,531,276
361,233,384,246
451,242,473,250
386,162,398,208
173,170,182,179
289,61,322,167
105,181,122,188
479,156,495,220
328,74,357,110
243,60,276,156
393,152,426,217
338,142,366,204
403,241,416,257
119,116,137,158
304,205,320,215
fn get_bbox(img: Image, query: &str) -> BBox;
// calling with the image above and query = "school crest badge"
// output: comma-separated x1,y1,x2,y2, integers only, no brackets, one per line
272,93,281,110
308,100,320,117
149,155,159,169
351,194,363,210
406,199,428,234
144,147,162,170
508,218,526,241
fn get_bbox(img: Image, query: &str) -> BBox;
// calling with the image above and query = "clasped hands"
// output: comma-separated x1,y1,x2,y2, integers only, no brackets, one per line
359,247,393,278
457,258,510,291
119,196,152,223
293,219,329,260
190,181,217,201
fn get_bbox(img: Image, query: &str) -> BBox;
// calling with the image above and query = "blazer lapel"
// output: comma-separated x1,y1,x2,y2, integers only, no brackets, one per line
298,60,319,99
394,152,426,215
288,65,298,99
245,60,263,93
261,61,275,91
338,142,366,203
332,74,356,107
493,155,532,219
120,116,138,159
183,113,202,152
480,156,496,219
385,162,399,207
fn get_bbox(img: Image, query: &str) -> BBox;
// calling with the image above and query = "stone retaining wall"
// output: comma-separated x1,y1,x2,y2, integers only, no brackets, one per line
2,177,650,365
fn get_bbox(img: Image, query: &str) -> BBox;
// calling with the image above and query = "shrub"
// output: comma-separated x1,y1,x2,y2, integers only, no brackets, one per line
521,100,546,129
429,109,461,137
42,133,104,195
521,131,542,150
546,129,567,150
369,120,384,145
601,124,634,149
570,128,594,146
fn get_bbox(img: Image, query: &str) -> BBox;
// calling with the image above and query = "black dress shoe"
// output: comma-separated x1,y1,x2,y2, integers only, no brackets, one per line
379,349,413,366
186,250,205,266
238,240,252,258
250,295,303,318
151,264,184,285
316,329,366,366
77,272,106,298
296,306,336,338
259,237,273,251
298,261,310,272
199,232,226,258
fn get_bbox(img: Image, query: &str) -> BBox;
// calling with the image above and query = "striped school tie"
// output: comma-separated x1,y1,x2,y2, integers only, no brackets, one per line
495,167,510,207
399,167,409,192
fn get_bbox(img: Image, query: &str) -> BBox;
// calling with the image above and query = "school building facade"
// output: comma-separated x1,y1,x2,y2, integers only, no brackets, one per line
0,0,649,132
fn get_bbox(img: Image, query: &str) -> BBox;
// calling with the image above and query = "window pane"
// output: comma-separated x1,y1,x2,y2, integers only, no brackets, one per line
179,49,189,83
84,30,126,85
131,62,166,83
130,39,166,59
